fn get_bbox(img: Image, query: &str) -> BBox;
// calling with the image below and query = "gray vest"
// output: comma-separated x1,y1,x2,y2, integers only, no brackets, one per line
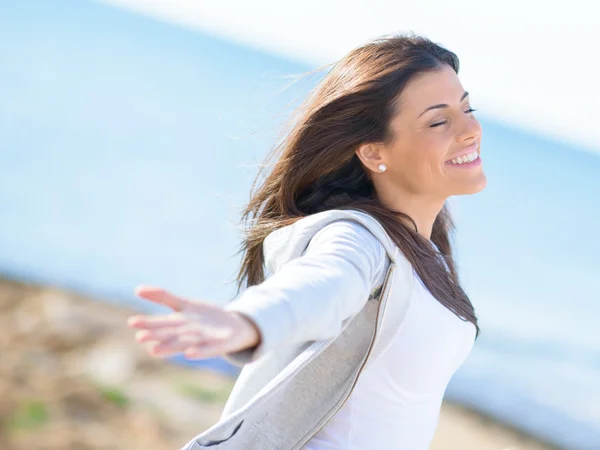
180,209,415,450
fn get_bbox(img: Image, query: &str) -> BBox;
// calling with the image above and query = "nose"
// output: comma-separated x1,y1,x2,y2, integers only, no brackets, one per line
457,114,482,143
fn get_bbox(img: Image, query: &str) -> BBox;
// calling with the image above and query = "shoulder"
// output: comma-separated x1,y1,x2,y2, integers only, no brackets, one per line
306,218,380,244
305,219,388,280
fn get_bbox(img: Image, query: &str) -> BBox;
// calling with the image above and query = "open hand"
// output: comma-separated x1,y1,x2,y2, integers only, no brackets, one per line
127,286,260,360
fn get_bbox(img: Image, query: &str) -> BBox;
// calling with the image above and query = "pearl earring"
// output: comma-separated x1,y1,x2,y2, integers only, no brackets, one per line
378,163,387,172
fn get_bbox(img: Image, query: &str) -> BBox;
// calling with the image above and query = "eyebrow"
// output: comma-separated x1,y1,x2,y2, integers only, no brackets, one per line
418,91,470,118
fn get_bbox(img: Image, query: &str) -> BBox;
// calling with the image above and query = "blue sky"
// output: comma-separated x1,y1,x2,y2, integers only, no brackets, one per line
97,0,600,155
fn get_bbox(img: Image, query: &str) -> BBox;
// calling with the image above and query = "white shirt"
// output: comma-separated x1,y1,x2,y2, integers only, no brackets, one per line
298,221,477,450
225,219,476,449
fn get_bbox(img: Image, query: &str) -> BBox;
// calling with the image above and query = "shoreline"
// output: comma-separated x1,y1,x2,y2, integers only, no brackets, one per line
0,275,556,450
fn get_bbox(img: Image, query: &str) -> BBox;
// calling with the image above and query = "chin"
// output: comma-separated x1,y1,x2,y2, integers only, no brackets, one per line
453,174,488,196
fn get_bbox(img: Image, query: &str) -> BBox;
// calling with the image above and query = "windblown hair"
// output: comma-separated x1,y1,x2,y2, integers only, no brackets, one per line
232,32,479,337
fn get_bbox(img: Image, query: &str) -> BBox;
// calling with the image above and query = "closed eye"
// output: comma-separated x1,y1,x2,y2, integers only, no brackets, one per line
430,108,477,128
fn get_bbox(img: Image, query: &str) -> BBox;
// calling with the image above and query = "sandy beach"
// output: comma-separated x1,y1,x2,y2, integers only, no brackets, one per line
0,275,557,450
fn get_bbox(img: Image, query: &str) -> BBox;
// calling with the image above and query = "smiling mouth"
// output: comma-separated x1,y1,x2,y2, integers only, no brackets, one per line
446,143,481,166
447,150,479,165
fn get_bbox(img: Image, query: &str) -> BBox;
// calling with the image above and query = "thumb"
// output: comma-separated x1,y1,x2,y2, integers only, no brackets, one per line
134,285,189,311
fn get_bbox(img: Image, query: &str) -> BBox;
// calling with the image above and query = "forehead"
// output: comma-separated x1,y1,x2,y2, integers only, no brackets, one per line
395,65,465,113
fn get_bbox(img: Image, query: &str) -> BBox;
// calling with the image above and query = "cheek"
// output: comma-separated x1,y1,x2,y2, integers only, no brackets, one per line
417,137,449,178
393,142,446,192
413,138,454,194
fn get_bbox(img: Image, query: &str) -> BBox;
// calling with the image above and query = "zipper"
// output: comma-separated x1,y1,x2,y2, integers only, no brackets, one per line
294,263,396,449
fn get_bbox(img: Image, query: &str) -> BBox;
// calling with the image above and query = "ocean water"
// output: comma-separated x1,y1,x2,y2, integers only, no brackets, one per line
1,1,598,448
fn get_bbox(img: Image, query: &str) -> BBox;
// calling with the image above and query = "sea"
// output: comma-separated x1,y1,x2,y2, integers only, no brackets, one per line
1,1,599,448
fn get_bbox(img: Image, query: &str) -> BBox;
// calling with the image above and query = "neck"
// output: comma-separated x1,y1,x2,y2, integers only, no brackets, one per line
376,190,447,241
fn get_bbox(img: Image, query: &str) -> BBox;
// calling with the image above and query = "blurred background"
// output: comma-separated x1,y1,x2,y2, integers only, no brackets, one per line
1,1,598,449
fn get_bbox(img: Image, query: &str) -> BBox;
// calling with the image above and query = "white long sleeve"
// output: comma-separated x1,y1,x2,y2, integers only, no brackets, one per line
223,219,388,365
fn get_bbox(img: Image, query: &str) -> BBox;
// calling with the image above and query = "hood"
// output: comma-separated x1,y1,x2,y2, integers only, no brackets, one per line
262,220,307,275
260,209,397,276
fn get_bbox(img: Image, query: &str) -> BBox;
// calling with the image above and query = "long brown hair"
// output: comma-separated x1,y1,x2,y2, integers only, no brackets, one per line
232,32,479,338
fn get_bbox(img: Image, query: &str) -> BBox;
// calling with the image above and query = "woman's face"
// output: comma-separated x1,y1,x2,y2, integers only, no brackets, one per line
375,64,486,199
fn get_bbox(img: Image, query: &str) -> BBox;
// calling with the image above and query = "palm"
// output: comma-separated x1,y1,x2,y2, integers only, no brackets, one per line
127,286,257,359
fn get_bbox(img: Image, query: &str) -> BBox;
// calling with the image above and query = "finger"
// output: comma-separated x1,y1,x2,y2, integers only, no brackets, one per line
134,286,189,312
135,322,209,342
127,313,188,329
140,335,178,349
135,328,181,343
184,341,228,360
147,339,196,357
180,322,232,341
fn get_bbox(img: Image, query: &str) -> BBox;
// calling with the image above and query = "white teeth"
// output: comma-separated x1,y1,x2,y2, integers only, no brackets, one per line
449,150,478,165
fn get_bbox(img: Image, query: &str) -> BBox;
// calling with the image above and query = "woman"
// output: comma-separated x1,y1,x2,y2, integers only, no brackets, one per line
127,32,485,449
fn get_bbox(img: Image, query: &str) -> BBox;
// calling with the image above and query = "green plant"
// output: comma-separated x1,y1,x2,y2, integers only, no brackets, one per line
176,382,230,404
5,400,49,432
98,385,130,409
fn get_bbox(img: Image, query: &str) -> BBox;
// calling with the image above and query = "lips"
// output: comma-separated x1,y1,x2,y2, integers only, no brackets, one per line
446,143,479,164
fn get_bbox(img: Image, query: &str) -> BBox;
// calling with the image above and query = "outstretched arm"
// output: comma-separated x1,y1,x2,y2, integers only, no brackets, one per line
223,219,388,365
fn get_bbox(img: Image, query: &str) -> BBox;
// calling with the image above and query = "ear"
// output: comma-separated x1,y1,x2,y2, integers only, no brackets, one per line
355,142,386,173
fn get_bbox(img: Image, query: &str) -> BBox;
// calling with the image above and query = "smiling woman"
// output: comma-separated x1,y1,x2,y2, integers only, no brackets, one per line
130,32,491,450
